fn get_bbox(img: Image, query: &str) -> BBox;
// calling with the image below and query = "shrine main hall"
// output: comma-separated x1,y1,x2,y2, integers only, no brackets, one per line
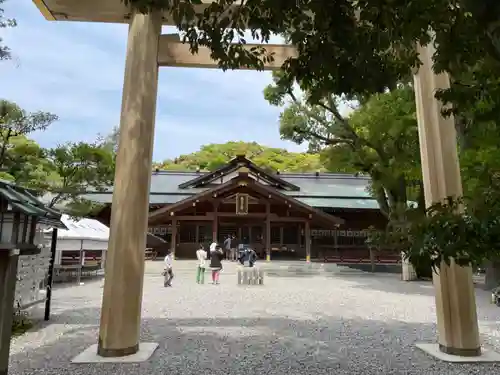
87,156,398,265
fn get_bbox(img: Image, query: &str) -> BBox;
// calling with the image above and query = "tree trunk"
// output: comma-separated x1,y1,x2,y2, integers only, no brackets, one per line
455,115,471,150
416,180,426,213
373,185,390,218
483,260,500,290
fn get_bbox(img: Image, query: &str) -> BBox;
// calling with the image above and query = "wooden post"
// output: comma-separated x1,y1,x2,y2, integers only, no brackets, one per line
0,248,19,375
76,240,83,285
97,10,161,358
333,227,339,262
195,224,200,245
413,41,480,356
369,247,376,273
44,228,58,321
265,201,271,262
212,201,219,243
171,219,177,259
305,221,311,263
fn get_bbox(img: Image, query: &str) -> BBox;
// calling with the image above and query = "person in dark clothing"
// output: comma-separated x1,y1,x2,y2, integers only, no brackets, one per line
238,244,246,265
209,245,224,284
247,248,257,267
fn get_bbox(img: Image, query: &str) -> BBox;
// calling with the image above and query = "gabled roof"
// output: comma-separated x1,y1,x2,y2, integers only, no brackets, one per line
83,170,379,210
178,155,300,191
149,174,344,227
0,180,66,229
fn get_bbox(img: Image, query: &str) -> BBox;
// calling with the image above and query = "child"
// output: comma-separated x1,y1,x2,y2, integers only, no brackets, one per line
209,245,224,285
196,244,207,284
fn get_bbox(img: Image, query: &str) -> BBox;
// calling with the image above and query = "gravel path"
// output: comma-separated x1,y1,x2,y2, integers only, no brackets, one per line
8,261,500,375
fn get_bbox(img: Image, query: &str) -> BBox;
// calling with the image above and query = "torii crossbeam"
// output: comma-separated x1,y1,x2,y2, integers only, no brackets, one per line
32,0,482,363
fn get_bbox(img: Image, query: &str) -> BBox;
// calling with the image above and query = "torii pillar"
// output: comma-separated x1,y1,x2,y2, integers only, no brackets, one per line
413,41,484,360
82,9,162,361
95,10,162,358
31,0,494,364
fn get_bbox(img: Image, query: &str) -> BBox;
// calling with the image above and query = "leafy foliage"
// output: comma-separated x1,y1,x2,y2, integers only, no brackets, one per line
0,100,57,169
0,0,16,60
0,100,115,216
155,141,323,172
0,100,59,187
264,73,422,218
400,195,500,272
121,0,500,102
43,142,115,209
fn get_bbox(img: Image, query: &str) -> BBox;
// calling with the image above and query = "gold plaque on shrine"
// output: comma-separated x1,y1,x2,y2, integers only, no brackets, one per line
236,193,249,215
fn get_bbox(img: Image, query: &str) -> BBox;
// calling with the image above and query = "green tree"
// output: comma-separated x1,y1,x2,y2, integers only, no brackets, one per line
0,0,16,60
264,75,422,219
123,0,500,102
4,135,59,188
0,100,58,184
155,141,324,172
42,142,115,215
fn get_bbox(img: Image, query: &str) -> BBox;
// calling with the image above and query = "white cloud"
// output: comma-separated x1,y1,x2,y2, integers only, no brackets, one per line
0,0,301,160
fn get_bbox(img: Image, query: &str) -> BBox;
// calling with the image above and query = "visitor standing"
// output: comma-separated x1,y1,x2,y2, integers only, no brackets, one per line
238,243,246,265
248,247,257,267
196,244,207,284
223,235,232,260
230,234,238,261
210,240,218,253
209,245,224,285
163,250,174,287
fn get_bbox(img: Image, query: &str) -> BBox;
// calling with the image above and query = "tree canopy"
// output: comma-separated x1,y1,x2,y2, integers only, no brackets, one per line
123,0,500,103
264,63,500,281
0,100,115,215
264,73,422,219
155,141,324,172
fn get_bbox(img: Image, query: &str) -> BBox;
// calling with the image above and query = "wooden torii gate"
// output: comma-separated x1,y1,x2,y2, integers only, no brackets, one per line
32,0,482,362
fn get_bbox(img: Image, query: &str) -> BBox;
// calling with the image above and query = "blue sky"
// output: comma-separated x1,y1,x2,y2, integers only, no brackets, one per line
0,0,306,161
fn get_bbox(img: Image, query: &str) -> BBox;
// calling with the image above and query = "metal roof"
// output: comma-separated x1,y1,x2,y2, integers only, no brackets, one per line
0,180,66,228
83,170,380,210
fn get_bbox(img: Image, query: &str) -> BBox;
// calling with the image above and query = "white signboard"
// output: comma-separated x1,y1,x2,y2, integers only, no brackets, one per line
311,229,370,238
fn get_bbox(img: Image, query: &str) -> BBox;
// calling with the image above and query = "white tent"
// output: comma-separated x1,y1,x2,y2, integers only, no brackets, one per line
52,215,109,266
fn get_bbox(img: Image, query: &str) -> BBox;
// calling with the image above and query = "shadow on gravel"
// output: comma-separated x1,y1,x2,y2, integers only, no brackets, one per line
340,275,438,297
264,269,321,278
8,307,500,375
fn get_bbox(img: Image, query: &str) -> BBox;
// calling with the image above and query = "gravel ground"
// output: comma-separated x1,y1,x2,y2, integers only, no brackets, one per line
8,261,500,375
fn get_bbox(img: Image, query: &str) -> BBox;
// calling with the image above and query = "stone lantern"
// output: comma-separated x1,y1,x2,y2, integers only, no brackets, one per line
0,181,65,375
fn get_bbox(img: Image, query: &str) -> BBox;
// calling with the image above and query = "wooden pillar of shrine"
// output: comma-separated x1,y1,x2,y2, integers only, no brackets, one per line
265,201,271,261
97,10,161,357
305,221,311,263
414,41,481,357
212,201,219,243
170,218,177,259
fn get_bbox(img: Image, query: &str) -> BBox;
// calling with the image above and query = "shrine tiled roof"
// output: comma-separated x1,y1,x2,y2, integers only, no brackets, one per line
0,179,66,228
83,170,379,210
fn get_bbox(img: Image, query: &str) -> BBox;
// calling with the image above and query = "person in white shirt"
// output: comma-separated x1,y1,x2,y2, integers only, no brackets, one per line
163,251,174,287
209,241,217,252
196,244,208,284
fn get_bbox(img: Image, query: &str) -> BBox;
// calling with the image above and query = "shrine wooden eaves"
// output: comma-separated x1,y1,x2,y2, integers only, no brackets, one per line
178,155,300,191
148,174,344,227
